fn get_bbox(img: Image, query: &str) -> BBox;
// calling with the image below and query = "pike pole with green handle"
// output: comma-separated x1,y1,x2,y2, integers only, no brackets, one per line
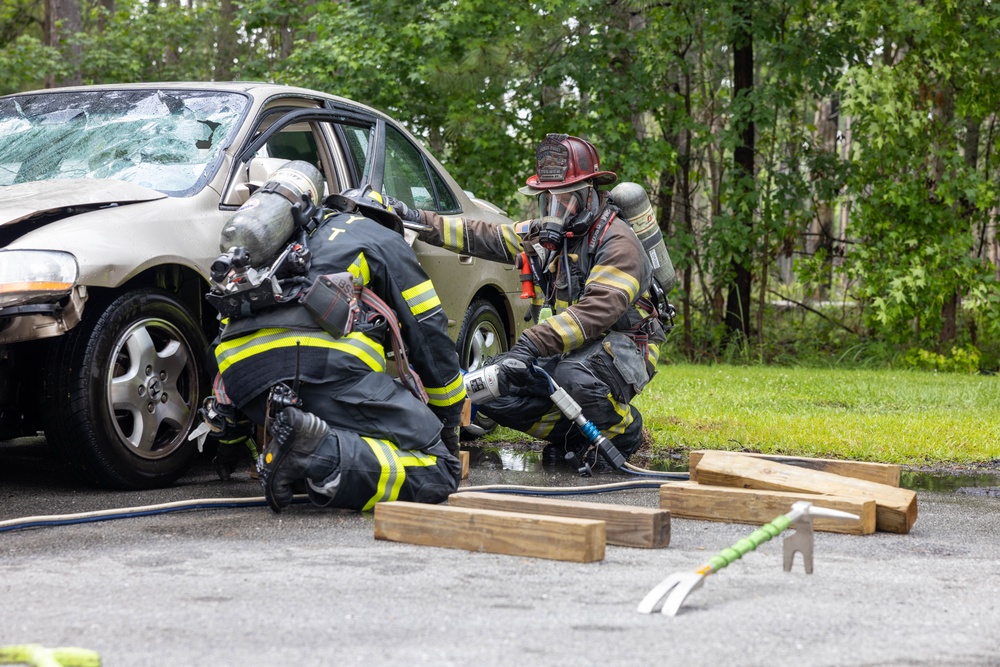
637,501,858,616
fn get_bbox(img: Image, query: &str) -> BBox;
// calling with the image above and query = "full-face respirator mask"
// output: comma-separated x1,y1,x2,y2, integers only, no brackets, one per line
537,185,599,251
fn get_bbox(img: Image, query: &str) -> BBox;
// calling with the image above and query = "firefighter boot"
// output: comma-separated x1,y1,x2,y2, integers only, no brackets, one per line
261,407,340,513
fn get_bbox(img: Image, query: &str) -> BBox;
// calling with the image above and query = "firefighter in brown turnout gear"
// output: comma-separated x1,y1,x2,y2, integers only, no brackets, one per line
206,184,464,511
391,134,668,469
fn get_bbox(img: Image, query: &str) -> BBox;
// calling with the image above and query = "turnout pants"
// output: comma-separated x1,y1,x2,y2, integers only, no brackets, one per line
479,337,645,460
248,372,460,510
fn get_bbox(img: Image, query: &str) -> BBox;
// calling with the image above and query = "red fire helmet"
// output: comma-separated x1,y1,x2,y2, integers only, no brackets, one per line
522,133,617,193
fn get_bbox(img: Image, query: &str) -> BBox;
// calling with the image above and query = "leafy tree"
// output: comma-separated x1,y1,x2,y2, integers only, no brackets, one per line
838,0,1000,350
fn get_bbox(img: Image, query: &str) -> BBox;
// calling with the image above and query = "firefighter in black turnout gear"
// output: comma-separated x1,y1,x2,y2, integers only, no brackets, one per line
391,134,668,470
207,185,465,511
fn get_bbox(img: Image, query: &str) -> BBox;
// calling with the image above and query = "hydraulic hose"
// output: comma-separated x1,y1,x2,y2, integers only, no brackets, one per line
0,496,309,534
458,478,683,495
0,472,692,534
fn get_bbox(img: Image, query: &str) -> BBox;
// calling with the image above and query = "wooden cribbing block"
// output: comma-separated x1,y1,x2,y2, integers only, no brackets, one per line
373,501,606,562
694,451,917,534
688,450,900,487
448,492,670,548
660,481,876,535
460,451,469,480
461,398,473,426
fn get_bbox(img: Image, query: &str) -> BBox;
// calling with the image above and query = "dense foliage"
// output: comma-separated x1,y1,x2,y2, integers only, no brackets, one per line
7,0,1000,369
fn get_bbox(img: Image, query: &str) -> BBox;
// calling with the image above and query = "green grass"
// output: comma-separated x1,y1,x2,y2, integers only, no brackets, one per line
634,364,1000,465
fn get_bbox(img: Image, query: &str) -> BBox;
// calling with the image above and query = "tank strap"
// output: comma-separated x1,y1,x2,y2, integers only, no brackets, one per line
257,179,304,206
354,284,429,405
587,207,617,256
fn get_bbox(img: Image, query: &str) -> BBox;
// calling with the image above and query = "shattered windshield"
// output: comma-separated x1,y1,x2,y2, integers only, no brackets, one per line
0,89,248,196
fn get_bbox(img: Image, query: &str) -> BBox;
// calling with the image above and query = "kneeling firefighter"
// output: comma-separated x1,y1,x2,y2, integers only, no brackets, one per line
198,162,464,511
391,134,673,471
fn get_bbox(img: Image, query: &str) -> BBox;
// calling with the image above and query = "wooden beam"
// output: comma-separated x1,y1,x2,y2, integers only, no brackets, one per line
373,501,606,563
660,481,876,535
688,450,900,486
459,451,469,480
449,492,670,548
694,451,917,534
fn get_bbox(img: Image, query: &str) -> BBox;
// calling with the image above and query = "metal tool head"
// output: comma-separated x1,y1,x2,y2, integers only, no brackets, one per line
796,501,859,522
783,502,858,574
636,571,706,616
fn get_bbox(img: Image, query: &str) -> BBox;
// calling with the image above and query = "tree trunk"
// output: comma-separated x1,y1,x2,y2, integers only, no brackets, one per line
809,96,839,298
45,0,82,87
216,0,236,80
725,0,754,340
97,0,114,33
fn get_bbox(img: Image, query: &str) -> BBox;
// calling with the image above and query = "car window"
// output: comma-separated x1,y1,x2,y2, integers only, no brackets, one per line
0,89,247,197
265,129,321,169
383,126,459,213
260,125,331,195
337,124,371,184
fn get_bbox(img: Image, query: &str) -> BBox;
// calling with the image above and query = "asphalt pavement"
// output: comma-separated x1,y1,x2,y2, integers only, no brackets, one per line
1,438,998,667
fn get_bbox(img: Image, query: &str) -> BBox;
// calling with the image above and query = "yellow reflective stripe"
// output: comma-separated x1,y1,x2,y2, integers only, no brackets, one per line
442,216,464,250
603,393,633,437
587,265,639,301
362,437,407,510
499,224,521,258
401,279,441,316
547,312,584,352
526,408,561,438
646,342,660,367
554,298,569,311
425,373,467,407
348,252,371,285
396,449,438,467
215,328,385,374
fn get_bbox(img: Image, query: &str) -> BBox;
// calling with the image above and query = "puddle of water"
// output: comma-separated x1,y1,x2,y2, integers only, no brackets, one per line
470,447,1000,493
469,447,689,474
900,470,1000,492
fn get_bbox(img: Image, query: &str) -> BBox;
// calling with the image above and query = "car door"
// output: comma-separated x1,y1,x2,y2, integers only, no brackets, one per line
221,104,375,207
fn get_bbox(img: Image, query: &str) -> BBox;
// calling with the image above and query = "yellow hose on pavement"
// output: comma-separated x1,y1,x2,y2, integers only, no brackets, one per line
0,645,100,667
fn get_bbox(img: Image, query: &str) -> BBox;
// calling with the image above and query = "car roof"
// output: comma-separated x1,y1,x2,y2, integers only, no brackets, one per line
1,81,390,121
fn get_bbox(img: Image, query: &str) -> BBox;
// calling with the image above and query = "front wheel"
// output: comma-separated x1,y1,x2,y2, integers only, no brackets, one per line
455,298,508,440
43,288,207,489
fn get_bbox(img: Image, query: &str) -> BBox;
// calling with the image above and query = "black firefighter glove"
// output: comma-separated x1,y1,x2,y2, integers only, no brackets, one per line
495,335,540,396
385,196,421,224
193,398,257,481
434,407,463,460
441,425,461,459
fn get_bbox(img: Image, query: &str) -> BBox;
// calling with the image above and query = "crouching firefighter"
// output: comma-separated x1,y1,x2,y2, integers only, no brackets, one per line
197,168,464,512
390,134,671,472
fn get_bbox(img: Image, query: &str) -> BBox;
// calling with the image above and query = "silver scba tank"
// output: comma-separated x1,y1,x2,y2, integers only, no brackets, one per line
219,160,324,267
610,181,676,294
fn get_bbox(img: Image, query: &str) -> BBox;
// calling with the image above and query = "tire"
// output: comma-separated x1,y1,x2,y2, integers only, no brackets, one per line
43,288,207,489
455,298,508,440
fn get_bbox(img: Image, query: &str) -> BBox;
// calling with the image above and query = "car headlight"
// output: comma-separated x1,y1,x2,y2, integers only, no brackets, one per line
0,250,79,308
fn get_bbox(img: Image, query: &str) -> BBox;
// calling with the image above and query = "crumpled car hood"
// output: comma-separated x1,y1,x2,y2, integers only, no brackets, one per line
0,179,168,227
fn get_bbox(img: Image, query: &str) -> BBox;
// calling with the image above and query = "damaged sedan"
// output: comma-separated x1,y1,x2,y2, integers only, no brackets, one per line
0,83,523,489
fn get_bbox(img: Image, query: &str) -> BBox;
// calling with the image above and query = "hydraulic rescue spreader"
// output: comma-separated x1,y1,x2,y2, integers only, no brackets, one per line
463,362,627,476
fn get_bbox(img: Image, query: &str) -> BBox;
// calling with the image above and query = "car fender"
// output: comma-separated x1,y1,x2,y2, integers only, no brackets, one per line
5,189,227,288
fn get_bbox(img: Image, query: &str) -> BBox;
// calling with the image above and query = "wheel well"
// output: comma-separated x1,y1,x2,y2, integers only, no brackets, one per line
92,265,218,343
473,286,515,350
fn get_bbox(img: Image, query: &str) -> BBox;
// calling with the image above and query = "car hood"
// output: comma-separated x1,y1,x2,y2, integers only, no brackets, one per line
0,179,168,227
